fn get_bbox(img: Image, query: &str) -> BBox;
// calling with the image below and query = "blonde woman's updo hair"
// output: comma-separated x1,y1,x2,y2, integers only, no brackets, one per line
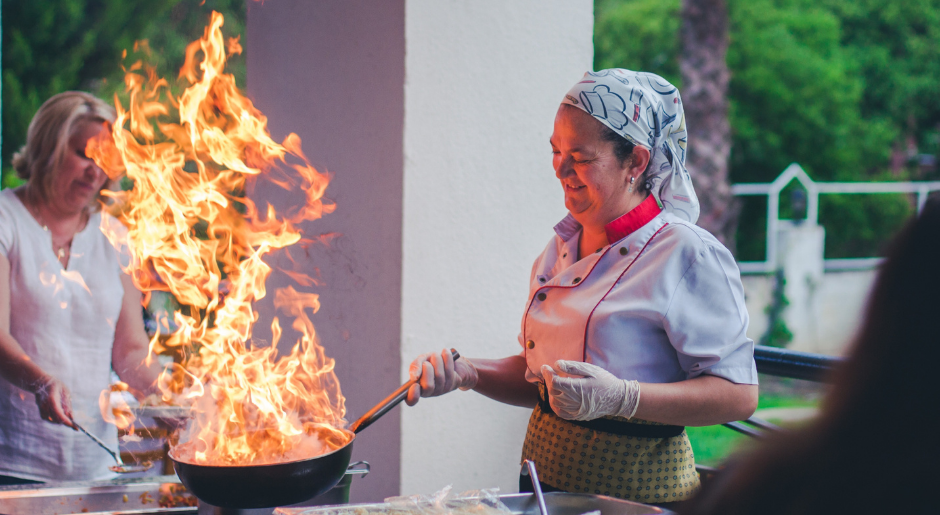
12,91,116,204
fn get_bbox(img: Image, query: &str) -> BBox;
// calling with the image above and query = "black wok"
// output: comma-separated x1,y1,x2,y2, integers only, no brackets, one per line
171,350,460,509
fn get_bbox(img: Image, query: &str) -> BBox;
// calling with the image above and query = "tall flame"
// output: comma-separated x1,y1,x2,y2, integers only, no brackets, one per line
88,11,351,465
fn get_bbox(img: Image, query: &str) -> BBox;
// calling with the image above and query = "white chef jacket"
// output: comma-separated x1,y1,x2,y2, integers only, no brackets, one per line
0,188,125,481
521,195,757,386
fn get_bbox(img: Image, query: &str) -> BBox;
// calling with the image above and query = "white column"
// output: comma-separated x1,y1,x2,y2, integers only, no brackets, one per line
776,220,825,353
401,0,594,495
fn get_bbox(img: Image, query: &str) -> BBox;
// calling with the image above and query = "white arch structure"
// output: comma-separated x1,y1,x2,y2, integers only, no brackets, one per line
731,163,940,273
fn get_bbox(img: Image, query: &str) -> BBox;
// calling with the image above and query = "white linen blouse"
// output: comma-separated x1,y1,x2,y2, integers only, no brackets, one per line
520,195,758,386
0,188,125,481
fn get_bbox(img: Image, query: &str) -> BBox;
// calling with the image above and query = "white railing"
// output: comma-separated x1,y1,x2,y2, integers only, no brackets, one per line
731,163,940,274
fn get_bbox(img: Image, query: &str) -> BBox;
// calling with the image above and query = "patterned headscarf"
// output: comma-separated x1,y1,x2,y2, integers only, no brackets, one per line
561,69,700,223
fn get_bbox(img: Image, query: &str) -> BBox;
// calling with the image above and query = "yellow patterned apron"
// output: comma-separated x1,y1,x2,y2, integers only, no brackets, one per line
521,385,700,504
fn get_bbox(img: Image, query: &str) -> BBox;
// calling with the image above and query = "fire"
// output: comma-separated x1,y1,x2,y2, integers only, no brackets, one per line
88,11,352,465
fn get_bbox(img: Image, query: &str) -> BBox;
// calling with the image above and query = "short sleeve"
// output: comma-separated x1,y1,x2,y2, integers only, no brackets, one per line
662,244,758,385
0,204,16,258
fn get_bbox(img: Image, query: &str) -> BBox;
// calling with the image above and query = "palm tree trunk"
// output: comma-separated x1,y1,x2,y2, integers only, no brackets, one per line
680,0,736,250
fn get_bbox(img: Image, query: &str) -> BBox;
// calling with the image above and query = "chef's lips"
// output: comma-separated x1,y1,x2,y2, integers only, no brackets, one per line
88,11,352,466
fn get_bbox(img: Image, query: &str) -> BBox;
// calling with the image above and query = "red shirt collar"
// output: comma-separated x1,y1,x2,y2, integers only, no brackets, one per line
604,195,662,243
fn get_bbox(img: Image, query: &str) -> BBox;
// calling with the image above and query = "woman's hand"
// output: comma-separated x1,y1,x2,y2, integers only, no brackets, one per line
33,377,76,428
405,349,479,406
542,360,639,421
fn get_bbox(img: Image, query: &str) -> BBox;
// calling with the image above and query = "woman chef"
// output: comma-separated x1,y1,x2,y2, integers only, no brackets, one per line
405,69,758,505
0,92,162,483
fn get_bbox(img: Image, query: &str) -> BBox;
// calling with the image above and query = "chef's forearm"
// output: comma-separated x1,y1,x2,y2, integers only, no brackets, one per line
470,355,539,408
632,374,758,426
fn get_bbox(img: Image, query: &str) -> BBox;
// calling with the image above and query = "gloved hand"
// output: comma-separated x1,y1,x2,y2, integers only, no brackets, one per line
33,376,76,428
405,349,478,406
541,360,640,421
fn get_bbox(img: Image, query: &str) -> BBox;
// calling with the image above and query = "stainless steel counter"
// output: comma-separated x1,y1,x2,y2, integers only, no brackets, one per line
0,472,672,515
0,463,368,515
0,475,196,515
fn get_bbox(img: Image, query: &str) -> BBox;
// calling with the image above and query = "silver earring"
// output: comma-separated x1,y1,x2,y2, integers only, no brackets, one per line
627,176,636,193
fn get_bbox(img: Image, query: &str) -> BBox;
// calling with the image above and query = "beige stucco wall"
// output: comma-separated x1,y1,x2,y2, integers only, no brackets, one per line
247,0,408,502
400,0,594,496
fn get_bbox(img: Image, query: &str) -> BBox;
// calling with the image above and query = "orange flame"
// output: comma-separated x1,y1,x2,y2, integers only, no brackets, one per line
88,11,351,465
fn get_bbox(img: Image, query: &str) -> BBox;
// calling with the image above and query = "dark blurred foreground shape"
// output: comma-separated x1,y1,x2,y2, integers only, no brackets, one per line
683,199,940,515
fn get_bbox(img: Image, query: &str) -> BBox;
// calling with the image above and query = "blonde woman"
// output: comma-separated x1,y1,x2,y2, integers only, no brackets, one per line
0,92,161,483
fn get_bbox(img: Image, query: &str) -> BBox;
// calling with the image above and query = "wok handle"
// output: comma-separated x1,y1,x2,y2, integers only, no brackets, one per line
350,349,460,434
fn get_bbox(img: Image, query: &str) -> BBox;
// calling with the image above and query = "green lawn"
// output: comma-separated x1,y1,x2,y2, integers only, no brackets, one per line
687,389,822,466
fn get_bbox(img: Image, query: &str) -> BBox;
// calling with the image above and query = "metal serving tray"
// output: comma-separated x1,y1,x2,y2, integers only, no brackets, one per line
0,475,197,515
0,463,370,515
275,492,674,515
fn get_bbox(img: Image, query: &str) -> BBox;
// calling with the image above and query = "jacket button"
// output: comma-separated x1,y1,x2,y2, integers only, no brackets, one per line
537,292,547,301
620,247,628,255
526,340,535,349
573,277,582,284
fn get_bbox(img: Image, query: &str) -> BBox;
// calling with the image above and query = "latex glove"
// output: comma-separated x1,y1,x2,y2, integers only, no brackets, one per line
541,360,640,421
405,349,478,406
33,377,76,428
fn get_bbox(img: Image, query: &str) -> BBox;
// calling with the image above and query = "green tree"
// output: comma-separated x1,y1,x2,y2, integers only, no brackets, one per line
2,0,246,188
761,270,793,348
595,0,681,84
680,0,735,248
823,0,940,179
595,0,924,259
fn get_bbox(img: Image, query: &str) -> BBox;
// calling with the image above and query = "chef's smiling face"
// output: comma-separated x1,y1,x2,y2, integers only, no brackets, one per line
50,119,110,214
551,105,633,231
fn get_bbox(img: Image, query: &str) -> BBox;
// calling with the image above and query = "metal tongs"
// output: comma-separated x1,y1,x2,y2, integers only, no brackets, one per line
74,422,153,474
523,459,550,515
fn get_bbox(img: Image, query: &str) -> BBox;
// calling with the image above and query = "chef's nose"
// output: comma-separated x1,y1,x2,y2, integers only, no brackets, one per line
84,158,105,182
555,156,575,179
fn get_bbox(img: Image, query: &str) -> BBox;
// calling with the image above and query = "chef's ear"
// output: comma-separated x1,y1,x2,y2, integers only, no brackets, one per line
628,146,651,176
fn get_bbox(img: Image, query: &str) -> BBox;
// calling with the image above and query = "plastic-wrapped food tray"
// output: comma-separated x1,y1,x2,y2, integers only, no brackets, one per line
275,492,671,515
